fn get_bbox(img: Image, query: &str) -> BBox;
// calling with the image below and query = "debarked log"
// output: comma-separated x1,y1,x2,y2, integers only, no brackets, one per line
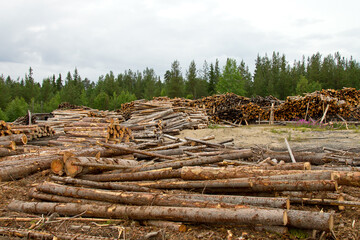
287,210,333,231
8,200,288,226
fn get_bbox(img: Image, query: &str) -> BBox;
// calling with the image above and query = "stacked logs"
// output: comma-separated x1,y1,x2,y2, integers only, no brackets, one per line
0,120,12,136
10,124,55,141
18,135,360,232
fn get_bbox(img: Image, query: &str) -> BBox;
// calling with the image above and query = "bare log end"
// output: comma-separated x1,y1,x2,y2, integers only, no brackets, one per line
51,159,64,176
304,162,311,170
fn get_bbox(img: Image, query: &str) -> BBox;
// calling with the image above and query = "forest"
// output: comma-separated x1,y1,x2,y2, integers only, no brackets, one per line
0,52,360,122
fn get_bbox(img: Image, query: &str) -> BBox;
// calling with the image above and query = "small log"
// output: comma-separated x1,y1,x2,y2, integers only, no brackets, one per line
0,141,16,150
333,171,360,187
263,152,328,165
184,137,237,149
50,175,156,192
8,200,288,226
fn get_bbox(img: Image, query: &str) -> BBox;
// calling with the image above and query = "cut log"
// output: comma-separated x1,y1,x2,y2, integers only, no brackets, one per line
35,181,251,209
263,152,328,165
333,171,360,187
0,141,16,150
180,167,327,180
64,156,139,177
80,150,253,182
0,155,62,181
80,168,181,182
8,200,288,226
50,175,157,192
137,179,338,192
99,142,177,160
287,210,333,231
174,193,289,209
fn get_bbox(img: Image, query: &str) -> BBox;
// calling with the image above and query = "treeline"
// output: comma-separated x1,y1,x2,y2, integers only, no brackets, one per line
1,52,360,122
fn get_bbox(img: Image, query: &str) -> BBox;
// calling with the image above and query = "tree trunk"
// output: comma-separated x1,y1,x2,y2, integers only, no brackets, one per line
0,155,61,181
80,168,181,182
8,200,288,226
50,175,157,192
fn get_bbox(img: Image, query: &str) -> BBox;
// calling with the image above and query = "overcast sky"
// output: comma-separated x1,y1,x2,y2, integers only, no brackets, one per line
1,0,359,83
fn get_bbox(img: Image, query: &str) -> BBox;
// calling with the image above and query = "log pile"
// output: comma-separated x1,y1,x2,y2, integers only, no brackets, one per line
10,124,55,141
0,120,12,136
9,135,358,233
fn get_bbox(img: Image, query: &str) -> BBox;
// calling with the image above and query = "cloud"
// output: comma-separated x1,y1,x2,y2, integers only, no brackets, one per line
0,0,359,82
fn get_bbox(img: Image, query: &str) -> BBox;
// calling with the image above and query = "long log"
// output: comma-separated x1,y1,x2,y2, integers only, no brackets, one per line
0,141,15,150
180,167,329,180
184,137,237,149
64,156,139,177
174,194,289,209
80,168,181,182
99,142,177,160
8,200,288,226
35,181,250,209
50,175,159,192
137,179,338,192
333,171,360,186
80,150,253,182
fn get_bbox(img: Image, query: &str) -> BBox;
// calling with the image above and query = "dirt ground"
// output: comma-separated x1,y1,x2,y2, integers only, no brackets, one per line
1,125,360,239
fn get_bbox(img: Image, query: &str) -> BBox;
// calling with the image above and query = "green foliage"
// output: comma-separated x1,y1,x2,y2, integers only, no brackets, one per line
0,108,7,121
6,97,28,122
110,91,137,110
216,58,246,96
296,75,322,95
93,91,110,110
165,60,185,98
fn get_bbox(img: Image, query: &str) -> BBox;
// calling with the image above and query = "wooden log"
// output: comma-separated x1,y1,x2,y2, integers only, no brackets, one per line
174,194,289,209
289,197,360,208
99,142,177,160
35,181,251,209
28,188,107,205
0,155,61,181
0,134,27,145
287,210,333,231
180,167,326,180
333,171,360,186
64,156,139,177
137,179,338,192
50,175,157,192
79,151,253,182
80,168,181,182
184,137,237,149
8,200,288,226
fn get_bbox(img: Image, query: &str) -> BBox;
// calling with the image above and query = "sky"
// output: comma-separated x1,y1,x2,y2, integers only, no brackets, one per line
1,0,359,83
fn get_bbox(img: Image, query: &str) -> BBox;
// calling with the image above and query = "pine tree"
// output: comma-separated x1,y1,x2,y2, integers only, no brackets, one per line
166,60,184,98
216,58,246,96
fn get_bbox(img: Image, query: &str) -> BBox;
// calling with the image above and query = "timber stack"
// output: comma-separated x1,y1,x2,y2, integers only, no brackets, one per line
11,134,360,233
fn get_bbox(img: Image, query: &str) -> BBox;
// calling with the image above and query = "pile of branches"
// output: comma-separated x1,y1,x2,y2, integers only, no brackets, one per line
13,114,37,125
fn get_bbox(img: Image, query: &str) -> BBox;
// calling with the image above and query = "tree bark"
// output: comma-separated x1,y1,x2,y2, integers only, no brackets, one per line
263,152,328,165
35,181,251,209
8,200,288,226
50,175,157,192
80,168,181,182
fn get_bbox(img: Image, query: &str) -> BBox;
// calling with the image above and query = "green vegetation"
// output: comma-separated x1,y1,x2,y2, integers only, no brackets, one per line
1,52,360,121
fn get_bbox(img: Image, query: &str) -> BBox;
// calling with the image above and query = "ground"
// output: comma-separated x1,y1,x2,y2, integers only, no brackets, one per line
0,125,359,239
